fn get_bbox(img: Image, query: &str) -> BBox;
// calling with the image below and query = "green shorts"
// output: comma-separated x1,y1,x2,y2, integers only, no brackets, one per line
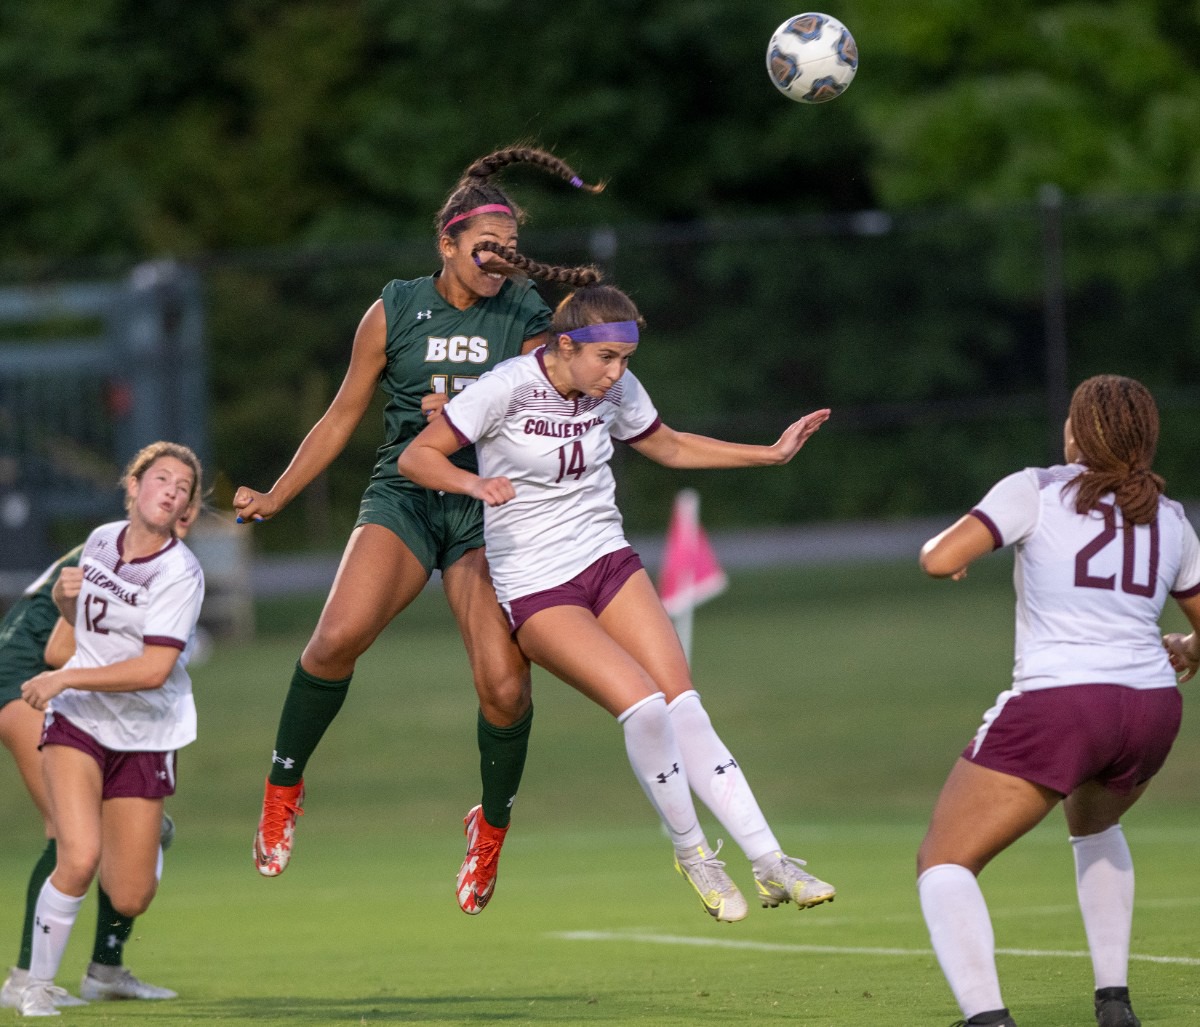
355,477,485,575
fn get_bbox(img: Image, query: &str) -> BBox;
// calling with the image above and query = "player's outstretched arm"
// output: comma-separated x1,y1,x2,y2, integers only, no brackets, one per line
398,418,516,508
632,408,831,469
233,301,388,523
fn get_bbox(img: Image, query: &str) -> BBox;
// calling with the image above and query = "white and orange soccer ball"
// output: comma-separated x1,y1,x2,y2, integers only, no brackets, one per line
766,12,858,103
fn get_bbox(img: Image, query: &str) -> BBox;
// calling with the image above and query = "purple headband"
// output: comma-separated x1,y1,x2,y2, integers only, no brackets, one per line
564,321,640,344
443,203,514,231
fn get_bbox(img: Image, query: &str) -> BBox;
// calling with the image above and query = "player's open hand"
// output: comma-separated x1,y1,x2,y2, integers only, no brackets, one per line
771,408,831,464
21,670,67,712
1163,632,1199,683
470,476,516,507
233,486,280,524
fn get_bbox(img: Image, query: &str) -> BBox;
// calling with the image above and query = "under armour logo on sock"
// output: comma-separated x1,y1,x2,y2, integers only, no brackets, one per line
714,759,738,775
271,751,296,769
656,763,681,784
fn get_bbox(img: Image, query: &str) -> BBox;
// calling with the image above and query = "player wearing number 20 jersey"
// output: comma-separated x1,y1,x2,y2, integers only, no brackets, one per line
48,521,205,753
970,463,1200,694
441,346,661,604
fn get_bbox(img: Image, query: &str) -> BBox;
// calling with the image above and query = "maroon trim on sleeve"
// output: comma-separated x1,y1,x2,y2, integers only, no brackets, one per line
1171,581,1200,600
441,412,472,448
969,508,1004,550
617,416,662,446
143,635,186,651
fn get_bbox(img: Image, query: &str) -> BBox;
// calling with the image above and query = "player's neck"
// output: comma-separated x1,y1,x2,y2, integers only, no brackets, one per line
122,520,174,561
541,352,579,399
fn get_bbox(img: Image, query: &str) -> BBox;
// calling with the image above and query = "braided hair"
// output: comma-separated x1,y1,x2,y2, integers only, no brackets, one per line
1067,374,1165,526
435,145,604,238
435,145,604,287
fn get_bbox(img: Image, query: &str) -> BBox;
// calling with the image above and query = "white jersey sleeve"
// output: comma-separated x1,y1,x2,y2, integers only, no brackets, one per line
1167,503,1200,597
440,360,514,447
607,370,660,443
971,468,1041,548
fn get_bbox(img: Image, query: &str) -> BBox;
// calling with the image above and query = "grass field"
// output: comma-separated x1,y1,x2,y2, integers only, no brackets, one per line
2,557,1198,1025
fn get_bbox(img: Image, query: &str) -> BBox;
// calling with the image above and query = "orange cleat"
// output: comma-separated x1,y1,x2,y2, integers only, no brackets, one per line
456,805,508,914
253,778,304,877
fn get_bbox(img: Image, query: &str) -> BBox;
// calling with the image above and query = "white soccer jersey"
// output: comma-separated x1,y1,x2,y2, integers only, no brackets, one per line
442,348,661,601
972,464,1200,692
49,521,206,751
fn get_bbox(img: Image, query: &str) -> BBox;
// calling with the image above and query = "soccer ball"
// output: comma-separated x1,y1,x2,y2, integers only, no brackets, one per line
766,13,858,103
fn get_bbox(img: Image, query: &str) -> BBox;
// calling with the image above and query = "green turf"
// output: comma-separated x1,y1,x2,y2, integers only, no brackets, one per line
2,557,1198,1025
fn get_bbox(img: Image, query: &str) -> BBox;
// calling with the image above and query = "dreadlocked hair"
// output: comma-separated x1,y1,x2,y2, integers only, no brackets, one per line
472,241,602,288
1067,374,1165,526
549,285,645,348
436,145,604,238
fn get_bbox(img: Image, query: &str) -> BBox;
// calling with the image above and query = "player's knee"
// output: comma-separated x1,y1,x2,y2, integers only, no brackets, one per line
106,880,157,918
53,848,100,895
477,670,532,725
303,625,370,675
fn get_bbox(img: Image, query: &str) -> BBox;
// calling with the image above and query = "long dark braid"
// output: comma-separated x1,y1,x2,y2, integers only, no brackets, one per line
1068,374,1165,525
472,240,602,288
459,146,605,195
436,145,604,238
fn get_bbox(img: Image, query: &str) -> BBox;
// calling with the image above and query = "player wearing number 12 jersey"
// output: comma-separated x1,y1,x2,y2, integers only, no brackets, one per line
915,375,1200,1027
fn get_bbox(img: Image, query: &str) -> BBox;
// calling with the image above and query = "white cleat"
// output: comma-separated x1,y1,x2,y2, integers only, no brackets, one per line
16,980,69,1017
754,852,836,909
80,963,177,1001
1,969,85,1010
674,842,749,922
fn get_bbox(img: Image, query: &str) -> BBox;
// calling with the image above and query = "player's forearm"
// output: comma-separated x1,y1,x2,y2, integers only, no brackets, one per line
645,430,776,469
397,444,479,497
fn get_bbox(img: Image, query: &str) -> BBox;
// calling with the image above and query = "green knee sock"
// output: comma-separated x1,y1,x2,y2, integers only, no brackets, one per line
92,887,134,967
17,839,56,969
268,662,352,786
478,705,533,829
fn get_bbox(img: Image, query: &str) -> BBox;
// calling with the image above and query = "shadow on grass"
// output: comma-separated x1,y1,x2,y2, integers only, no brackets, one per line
178,993,603,1023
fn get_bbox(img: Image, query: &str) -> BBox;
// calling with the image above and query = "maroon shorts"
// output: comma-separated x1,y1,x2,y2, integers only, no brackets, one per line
41,713,177,800
502,547,644,633
964,684,1182,796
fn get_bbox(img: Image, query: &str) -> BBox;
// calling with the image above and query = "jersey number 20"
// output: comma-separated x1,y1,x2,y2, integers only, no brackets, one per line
1074,501,1159,597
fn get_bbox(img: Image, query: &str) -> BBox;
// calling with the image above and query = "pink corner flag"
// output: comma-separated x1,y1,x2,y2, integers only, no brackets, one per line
657,489,728,618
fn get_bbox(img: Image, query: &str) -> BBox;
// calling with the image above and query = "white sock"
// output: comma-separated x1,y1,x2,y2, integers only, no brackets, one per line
918,863,1004,1019
667,691,780,861
619,693,707,851
30,880,86,983
1071,824,1134,990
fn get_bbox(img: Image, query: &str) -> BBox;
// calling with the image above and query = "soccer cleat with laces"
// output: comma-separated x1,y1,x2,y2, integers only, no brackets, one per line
253,777,305,877
80,963,176,1001
15,980,69,1017
674,842,748,922
754,852,836,909
1095,987,1140,1027
1,969,85,1010
457,805,508,914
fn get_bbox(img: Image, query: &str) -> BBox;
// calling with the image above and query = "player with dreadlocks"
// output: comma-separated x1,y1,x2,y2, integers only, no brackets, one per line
915,374,1200,1027
234,146,602,914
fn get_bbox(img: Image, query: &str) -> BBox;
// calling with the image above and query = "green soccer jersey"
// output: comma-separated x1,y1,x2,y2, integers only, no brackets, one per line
0,545,83,704
372,275,551,482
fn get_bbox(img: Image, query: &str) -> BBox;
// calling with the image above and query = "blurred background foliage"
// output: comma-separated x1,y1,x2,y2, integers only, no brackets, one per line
1,0,1198,549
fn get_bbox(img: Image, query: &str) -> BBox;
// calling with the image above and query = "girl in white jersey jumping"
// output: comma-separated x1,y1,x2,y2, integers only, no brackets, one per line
916,375,1200,1027
14,441,205,1018
400,284,836,922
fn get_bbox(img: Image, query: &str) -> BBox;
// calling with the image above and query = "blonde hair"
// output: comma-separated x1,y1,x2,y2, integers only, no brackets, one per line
121,441,203,517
